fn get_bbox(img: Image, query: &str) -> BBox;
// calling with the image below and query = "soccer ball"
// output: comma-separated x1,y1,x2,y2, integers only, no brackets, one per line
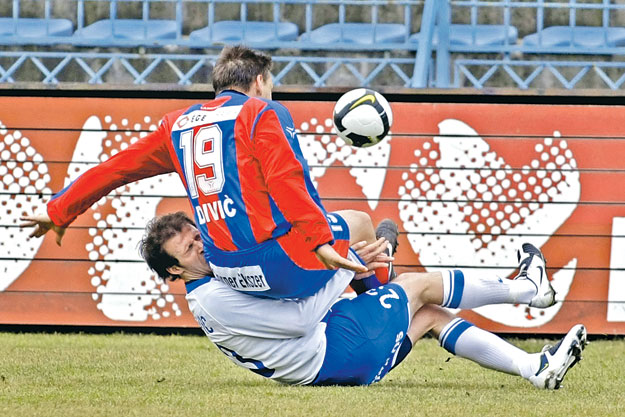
333,88,393,148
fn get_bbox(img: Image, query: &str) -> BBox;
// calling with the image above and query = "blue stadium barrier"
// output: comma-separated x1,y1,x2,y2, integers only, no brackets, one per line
0,50,416,87
414,0,625,89
297,0,412,46
73,19,179,42
300,23,408,45
72,0,182,46
189,0,299,45
523,26,625,49
190,21,299,43
73,18,178,40
410,24,518,47
297,0,417,51
518,0,625,53
0,0,424,50
0,18,73,38
1,1,624,54
0,0,73,44
3,0,625,90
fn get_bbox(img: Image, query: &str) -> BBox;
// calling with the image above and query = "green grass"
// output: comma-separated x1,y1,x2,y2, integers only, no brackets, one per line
0,332,623,417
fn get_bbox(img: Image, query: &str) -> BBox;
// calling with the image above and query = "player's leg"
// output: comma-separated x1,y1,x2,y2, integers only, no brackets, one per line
407,304,587,390
407,305,540,377
393,242,555,314
333,209,376,246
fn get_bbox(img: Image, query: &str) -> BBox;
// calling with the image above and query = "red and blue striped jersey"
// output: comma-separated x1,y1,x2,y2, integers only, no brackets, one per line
48,91,334,257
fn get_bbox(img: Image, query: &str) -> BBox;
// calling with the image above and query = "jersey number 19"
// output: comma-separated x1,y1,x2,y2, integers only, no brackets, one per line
179,125,225,198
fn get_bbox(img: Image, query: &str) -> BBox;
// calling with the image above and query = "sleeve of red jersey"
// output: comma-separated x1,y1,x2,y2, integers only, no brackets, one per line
252,108,334,252
47,118,177,228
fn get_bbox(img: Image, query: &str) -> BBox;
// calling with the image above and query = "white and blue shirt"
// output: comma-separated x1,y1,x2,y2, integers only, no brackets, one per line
185,263,355,385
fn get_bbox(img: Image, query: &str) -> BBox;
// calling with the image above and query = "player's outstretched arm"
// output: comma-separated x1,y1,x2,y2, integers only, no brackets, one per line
315,243,368,273
20,213,66,246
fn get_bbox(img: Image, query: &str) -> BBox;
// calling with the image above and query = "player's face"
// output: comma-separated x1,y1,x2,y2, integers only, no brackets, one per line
163,223,211,281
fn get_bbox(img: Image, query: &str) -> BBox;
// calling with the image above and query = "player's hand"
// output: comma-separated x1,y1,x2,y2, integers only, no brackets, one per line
315,243,368,274
351,238,394,280
20,213,66,246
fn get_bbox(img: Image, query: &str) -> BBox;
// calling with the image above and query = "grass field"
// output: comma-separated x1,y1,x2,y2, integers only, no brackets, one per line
1,331,623,417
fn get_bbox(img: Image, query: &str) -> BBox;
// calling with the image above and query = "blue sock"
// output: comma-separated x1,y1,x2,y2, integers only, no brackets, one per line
350,275,383,295
439,317,538,377
439,317,474,354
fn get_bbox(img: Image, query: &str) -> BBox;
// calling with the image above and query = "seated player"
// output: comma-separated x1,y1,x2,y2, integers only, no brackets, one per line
139,212,587,389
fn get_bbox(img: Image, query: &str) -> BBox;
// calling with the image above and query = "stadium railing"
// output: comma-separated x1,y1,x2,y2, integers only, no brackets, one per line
0,0,421,50
419,0,625,90
0,0,520,51
2,0,625,90
0,0,74,43
0,0,425,87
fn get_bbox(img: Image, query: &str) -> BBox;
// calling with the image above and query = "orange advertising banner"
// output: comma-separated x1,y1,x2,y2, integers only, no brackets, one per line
1,96,624,334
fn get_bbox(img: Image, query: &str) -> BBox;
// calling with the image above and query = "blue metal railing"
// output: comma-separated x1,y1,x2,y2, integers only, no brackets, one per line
3,0,625,90
0,50,416,87
0,0,423,50
416,0,625,89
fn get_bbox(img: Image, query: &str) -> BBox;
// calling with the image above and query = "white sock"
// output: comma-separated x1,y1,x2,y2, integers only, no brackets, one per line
439,318,540,378
440,269,536,309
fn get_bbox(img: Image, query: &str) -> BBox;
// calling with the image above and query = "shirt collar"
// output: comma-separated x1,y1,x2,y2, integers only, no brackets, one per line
185,276,213,293
217,89,248,98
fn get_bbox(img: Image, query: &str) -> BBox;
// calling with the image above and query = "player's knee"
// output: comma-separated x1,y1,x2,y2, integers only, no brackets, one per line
350,210,373,232
339,209,374,243
417,305,456,338
394,272,443,309
394,272,432,296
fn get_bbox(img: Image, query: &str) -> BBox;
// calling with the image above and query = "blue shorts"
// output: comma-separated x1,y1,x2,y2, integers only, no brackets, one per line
311,283,411,386
208,213,352,299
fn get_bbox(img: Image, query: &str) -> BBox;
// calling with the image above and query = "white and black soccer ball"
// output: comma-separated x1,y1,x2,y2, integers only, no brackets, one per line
333,88,393,148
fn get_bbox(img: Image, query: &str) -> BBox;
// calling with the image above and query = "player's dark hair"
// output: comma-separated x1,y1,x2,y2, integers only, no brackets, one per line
211,45,272,94
139,211,196,281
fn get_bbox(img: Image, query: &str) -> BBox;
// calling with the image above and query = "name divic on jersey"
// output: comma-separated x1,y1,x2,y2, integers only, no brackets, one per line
195,196,237,225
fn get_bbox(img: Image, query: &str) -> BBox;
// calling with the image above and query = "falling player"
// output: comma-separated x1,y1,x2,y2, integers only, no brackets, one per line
21,45,396,300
